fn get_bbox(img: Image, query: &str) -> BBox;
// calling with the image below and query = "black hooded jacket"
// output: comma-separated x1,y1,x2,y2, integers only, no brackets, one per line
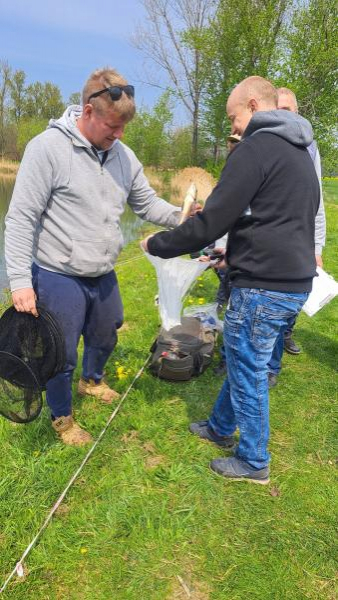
148,110,320,293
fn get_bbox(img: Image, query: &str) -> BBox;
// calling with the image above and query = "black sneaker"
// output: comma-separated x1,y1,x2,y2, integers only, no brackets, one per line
213,360,227,376
210,456,270,485
268,373,278,388
189,420,234,448
284,336,301,355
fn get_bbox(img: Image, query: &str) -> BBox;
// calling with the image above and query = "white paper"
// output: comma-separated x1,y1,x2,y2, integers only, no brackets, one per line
302,267,338,316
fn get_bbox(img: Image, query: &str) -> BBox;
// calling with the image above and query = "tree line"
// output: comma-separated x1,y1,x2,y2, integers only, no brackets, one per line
134,0,337,174
0,0,336,174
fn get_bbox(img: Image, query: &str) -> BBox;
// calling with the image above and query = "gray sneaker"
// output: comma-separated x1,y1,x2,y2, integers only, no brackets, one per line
210,456,270,485
268,373,278,388
189,420,235,448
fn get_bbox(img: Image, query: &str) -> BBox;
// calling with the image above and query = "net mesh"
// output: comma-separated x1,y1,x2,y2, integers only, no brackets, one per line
0,305,65,423
0,352,42,423
0,305,65,388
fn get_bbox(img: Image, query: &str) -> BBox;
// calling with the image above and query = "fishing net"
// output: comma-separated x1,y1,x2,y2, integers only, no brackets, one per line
0,352,42,423
0,305,66,423
145,254,209,330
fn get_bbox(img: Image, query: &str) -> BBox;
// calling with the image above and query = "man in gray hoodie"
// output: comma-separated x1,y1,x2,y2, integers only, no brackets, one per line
5,67,181,446
267,86,326,386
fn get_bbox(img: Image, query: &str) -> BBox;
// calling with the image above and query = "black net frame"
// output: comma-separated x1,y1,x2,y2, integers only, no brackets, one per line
0,305,65,423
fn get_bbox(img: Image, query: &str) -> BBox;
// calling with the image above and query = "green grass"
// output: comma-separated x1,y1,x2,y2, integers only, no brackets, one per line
0,184,337,599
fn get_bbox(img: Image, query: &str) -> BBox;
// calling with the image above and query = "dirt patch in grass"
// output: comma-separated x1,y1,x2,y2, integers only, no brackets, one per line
168,575,210,599
121,430,139,443
145,454,165,469
55,504,71,517
118,322,131,333
170,168,216,206
143,440,166,468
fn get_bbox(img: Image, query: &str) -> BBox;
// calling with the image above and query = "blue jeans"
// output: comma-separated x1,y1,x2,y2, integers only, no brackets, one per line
32,264,123,418
208,288,308,469
268,315,297,375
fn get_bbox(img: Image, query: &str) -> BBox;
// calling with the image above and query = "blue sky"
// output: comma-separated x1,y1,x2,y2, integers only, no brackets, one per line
0,0,178,115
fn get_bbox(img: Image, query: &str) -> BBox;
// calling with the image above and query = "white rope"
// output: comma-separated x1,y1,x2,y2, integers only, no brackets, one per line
0,355,150,594
115,254,145,268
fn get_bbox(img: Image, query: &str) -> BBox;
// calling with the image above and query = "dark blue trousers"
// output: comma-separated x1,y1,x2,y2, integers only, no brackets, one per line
32,264,123,418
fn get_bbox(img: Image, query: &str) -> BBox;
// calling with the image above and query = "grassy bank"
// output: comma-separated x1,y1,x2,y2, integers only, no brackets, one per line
0,184,337,599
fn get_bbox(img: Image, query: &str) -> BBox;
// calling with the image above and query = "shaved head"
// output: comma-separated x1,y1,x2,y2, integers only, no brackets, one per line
226,76,278,136
227,76,278,111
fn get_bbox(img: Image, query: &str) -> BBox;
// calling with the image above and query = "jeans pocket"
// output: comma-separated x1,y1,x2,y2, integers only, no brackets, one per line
229,288,247,312
251,306,288,350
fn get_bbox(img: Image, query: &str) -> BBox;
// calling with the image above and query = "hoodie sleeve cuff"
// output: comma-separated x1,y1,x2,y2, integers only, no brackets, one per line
10,277,34,292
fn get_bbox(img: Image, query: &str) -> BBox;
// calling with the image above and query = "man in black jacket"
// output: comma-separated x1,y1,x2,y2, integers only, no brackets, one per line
142,76,319,484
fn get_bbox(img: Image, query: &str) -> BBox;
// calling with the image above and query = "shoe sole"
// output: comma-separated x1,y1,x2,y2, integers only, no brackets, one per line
284,348,301,355
210,466,270,485
213,473,270,485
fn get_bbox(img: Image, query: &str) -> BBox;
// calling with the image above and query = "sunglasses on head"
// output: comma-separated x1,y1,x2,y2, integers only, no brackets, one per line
87,85,135,103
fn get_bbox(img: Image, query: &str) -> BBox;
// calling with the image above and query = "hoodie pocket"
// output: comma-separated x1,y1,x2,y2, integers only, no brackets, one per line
60,238,116,276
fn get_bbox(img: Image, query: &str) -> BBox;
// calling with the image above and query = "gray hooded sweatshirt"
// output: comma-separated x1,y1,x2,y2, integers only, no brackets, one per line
5,106,180,291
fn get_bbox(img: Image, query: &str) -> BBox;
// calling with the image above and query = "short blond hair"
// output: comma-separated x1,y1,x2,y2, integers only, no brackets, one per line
82,67,136,121
277,87,298,111
238,76,278,108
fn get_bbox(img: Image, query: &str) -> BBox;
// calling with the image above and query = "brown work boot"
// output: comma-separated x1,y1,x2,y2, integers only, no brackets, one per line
77,377,120,404
52,415,93,446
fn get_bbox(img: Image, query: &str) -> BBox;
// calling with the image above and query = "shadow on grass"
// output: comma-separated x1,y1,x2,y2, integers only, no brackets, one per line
294,327,338,372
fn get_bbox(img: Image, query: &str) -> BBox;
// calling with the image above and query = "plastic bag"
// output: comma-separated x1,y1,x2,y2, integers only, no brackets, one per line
302,267,338,316
183,302,223,332
145,253,208,330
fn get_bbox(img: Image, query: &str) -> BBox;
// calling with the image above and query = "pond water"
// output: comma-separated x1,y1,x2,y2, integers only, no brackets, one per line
0,179,144,292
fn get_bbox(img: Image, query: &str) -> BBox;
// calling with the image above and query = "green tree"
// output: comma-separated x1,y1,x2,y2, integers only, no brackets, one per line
24,81,64,119
124,91,173,167
133,0,214,163
201,0,291,162
168,126,193,168
277,0,338,174
16,118,48,158
68,92,81,105
9,69,26,122
0,60,12,157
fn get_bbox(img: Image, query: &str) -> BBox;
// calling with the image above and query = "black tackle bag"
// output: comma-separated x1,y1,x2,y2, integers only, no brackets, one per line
149,316,217,381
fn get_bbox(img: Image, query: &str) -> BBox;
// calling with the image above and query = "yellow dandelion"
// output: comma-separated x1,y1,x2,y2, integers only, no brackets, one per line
198,298,205,304
80,547,88,554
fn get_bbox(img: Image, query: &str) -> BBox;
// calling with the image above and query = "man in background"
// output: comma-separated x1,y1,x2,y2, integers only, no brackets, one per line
267,87,326,386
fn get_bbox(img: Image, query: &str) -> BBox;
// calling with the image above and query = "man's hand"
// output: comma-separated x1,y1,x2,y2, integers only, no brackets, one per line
190,201,203,216
315,255,323,269
210,248,228,271
12,288,38,317
140,235,154,253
